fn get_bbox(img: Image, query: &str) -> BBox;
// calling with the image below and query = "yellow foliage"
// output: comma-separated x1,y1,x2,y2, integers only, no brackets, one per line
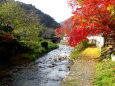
82,47,100,58
78,0,84,4
81,18,86,22
107,5,115,17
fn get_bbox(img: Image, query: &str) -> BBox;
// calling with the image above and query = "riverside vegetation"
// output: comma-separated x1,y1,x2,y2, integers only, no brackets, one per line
0,45,73,86
94,47,115,86
94,59,115,86
62,40,115,86
0,0,59,74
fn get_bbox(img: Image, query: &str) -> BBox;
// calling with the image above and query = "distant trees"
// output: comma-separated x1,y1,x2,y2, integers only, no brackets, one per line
39,28,56,39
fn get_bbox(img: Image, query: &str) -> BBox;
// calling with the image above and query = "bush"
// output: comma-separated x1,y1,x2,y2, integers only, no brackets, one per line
0,38,59,63
94,60,115,86
19,40,58,60
76,40,90,52
38,47,46,53
40,41,48,48
48,42,59,50
0,40,31,64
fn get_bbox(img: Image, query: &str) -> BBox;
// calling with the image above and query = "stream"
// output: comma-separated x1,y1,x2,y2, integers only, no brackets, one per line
0,45,73,86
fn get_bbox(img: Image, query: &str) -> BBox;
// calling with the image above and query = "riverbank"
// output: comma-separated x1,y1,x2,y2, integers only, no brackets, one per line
61,47,100,86
0,45,73,86
0,41,58,78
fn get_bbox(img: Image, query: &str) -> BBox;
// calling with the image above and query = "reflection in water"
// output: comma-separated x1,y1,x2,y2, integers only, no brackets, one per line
0,45,73,86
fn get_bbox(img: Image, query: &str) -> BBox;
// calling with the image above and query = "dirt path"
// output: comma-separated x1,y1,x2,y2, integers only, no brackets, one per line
61,48,100,86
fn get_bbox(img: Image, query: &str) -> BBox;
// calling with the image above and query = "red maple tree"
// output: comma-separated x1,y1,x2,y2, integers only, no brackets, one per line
56,0,115,47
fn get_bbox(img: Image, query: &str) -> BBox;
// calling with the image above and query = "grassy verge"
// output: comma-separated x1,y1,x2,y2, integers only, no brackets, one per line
94,59,115,86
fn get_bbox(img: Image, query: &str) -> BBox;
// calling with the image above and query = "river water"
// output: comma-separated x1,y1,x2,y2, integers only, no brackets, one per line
0,45,73,86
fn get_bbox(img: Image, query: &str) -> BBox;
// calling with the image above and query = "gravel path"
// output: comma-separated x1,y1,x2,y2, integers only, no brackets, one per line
61,48,99,86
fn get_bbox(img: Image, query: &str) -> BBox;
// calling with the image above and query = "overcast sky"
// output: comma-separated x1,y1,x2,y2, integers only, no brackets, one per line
15,0,72,22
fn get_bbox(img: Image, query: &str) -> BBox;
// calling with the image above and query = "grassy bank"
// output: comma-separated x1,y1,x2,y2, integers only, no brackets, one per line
0,40,59,64
20,40,59,60
0,40,58,76
8,40,59,64
94,59,115,86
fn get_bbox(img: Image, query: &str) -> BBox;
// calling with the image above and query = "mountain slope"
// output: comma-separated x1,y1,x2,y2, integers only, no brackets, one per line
18,2,60,29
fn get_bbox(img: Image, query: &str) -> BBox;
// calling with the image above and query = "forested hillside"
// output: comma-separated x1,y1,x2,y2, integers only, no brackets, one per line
19,2,60,28
0,0,59,68
18,1,61,39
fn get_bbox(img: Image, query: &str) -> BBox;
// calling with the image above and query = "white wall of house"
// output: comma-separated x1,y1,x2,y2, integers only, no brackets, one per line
63,34,69,41
63,36,69,41
62,34,104,48
87,35,104,47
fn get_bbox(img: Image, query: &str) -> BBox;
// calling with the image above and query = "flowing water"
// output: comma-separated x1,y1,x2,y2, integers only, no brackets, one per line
0,45,73,86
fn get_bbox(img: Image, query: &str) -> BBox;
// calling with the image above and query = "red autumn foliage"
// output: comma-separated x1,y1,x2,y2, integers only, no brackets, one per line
55,0,115,47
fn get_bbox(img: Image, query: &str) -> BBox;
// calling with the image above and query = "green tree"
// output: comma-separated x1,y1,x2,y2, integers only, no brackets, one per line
0,1,43,41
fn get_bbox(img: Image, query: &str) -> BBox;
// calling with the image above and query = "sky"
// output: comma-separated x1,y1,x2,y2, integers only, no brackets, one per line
15,0,72,23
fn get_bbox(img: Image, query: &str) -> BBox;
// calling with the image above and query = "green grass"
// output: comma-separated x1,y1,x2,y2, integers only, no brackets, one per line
47,41,59,50
94,59,115,86
71,47,81,60
20,41,59,60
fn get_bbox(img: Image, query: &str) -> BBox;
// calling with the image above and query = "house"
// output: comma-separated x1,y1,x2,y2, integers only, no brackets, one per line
87,35,104,48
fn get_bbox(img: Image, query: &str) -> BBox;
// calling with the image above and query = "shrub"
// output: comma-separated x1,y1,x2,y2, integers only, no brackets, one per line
40,41,48,49
19,40,58,60
48,42,59,50
76,40,90,51
94,60,115,86
38,47,46,53
0,39,59,61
